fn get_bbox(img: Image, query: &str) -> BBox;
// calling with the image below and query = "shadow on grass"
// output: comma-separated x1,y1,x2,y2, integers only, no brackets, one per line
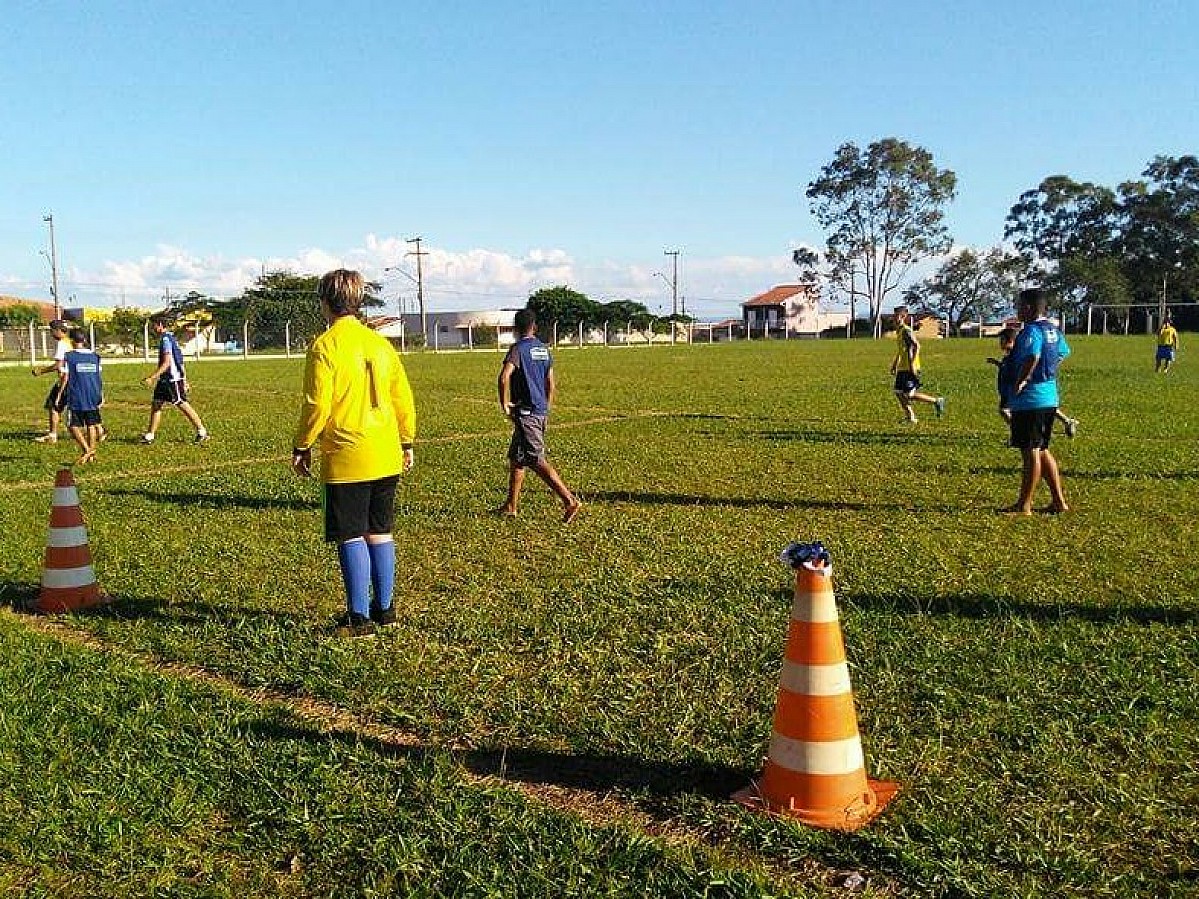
741,428,988,449
0,579,306,628
588,490,966,514
843,591,1199,626
245,716,754,819
102,487,317,512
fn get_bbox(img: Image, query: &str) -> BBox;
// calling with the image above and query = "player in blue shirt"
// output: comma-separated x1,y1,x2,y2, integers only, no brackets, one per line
1001,289,1071,515
495,309,581,522
59,328,105,464
140,314,210,444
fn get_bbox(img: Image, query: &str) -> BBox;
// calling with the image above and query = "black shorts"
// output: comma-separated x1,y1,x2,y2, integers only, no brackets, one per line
44,382,67,412
893,371,921,395
69,409,103,428
508,412,547,468
1009,408,1056,451
323,475,399,543
153,379,188,405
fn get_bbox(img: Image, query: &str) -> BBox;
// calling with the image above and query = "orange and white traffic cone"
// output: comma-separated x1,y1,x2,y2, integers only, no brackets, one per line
734,541,897,830
33,465,107,614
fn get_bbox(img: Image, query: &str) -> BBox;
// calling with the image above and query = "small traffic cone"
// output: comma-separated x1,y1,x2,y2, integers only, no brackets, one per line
734,541,897,830
33,465,106,614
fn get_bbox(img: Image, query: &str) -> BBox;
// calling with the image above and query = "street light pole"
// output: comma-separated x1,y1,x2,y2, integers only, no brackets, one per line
663,249,680,317
43,213,60,319
406,236,428,338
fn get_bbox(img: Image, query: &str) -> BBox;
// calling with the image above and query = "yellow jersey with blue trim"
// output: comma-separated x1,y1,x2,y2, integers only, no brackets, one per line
293,315,416,484
1158,325,1178,348
893,323,921,373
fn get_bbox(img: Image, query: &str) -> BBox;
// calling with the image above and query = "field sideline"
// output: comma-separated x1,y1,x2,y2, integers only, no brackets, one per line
1,337,1196,897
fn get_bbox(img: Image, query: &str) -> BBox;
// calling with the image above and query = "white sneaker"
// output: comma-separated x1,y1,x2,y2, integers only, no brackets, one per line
139,433,155,444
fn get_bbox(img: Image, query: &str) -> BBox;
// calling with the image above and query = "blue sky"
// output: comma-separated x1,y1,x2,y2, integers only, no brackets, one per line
2,0,1195,318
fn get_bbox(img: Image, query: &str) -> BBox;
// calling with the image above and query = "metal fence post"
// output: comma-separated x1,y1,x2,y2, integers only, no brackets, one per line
243,320,249,358
143,320,151,361
285,321,291,358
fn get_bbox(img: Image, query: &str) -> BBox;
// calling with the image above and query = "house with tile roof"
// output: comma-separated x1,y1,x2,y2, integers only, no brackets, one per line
741,284,851,337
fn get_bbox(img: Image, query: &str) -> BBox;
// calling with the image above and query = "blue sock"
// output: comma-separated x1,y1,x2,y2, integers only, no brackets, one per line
367,538,395,611
337,538,371,618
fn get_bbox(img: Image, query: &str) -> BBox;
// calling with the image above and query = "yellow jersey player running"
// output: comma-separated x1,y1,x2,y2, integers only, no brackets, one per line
889,305,946,424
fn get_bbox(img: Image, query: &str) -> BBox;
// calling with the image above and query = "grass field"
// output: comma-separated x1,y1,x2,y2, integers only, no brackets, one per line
1,336,1196,898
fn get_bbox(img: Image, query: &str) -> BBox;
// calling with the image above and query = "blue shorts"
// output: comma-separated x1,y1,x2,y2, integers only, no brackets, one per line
1156,346,1176,362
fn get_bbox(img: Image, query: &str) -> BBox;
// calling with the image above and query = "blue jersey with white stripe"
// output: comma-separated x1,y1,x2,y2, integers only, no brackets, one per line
63,349,103,412
158,331,186,382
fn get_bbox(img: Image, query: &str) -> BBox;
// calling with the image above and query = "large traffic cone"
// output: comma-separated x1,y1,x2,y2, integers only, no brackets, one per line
734,541,897,830
33,465,106,614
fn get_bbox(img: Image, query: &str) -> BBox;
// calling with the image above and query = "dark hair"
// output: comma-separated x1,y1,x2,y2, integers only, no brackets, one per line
49,319,69,332
318,269,364,317
149,313,173,329
1018,288,1048,315
68,327,89,346
514,308,537,334
998,326,1018,345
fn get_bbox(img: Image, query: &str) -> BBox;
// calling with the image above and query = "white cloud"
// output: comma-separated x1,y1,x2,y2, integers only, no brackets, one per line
61,237,807,319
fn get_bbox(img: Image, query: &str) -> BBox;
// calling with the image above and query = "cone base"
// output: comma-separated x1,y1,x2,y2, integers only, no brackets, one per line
33,590,109,615
732,778,899,831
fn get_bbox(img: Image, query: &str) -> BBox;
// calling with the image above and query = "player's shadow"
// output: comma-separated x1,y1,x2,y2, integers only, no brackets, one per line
841,591,1199,626
244,715,754,823
589,490,965,514
102,487,318,512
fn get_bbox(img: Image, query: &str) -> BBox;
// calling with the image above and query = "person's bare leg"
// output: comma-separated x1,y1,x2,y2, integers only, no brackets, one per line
145,403,164,439
1002,447,1040,515
895,392,916,422
497,462,525,515
1039,450,1068,512
532,459,580,521
69,425,91,461
177,401,206,434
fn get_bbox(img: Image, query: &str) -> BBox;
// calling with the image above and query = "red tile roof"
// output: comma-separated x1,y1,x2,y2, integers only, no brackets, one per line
741,284,815,308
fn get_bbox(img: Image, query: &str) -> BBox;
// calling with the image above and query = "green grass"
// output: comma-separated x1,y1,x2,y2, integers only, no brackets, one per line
1,336,1196,897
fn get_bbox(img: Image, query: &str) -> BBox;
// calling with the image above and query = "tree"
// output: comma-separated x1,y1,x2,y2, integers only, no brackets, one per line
1119,155,1199,307
96,307,149,354
0,302,44,328
903,248,1026,335
806,138,956,337
526,286,598,331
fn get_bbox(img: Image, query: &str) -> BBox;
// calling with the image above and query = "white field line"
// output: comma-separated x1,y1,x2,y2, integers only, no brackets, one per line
0,410,673,494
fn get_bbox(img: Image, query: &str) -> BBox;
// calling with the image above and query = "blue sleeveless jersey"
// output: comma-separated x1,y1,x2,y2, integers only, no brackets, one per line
64,349,103,411
507,336,553,414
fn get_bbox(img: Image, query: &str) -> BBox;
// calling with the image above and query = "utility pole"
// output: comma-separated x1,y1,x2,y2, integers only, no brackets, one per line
406,236,428,338
664,249,680,317
43,213,60,319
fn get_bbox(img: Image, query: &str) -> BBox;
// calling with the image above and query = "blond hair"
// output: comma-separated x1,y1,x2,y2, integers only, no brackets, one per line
318,269,364,317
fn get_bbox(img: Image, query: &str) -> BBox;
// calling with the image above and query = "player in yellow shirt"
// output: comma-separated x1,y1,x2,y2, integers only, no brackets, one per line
1155,315,1179,373
292,270,417,637
889,306,946,423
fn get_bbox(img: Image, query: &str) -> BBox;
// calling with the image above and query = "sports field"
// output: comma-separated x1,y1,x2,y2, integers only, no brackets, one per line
1,336,1196,897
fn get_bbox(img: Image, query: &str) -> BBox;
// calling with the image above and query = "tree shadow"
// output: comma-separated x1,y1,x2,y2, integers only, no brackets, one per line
842,591,1199,626
102,487,317,512
746,427,986,449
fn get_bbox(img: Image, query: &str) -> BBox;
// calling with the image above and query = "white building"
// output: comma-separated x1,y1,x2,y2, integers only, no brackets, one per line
370,310,520,348
741,284,851,337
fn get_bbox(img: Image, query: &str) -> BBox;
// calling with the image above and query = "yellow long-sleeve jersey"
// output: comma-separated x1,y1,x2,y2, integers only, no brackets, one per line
293,315,416,484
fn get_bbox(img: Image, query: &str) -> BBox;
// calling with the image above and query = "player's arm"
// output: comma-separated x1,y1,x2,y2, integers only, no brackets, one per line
498,352,517,415
545,366,557,411
291,351,333,477
142,343,172,386
905,330,919,365
389,354,417,471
